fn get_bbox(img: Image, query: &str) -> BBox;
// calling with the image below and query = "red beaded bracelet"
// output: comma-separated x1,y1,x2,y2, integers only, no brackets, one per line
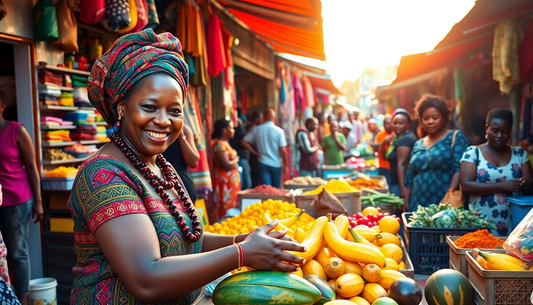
237,243,244,268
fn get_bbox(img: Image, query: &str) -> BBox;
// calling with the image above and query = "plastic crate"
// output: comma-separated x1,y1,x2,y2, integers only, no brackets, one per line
42,177,75,191
508,196,533,230
466,251,533,305
399,237,415,279
447,235,507,277
295,191,361,218
402,212,478,275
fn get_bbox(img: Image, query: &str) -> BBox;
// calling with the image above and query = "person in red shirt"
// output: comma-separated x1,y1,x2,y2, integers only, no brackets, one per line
375,115,394,189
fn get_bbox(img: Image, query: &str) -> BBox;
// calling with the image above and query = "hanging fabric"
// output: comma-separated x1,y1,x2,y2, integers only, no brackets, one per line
130,0,148,33
302,75,315,108
454,68,467,127
117,0,138,34
79,0,105,24
144,0,159,29
492,19,524,95
101,0,131,32
519,20,533,85
53,0,78,52
184,90,213,196
176,0,203,57
33,0,59,41
241,88,248,114
292,71,305,112
206,14,227,77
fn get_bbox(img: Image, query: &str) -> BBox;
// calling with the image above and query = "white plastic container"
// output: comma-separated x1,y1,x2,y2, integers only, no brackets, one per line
29,278,57,305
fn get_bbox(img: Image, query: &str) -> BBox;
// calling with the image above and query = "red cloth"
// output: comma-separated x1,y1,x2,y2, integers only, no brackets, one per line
131,0,148,33
80,0,105,24
206,14,227,77
520,20,533,84
241,88,248,114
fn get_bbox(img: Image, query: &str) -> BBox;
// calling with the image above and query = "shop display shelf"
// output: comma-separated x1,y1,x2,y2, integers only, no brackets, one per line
79,107,96,111
43,157,88,165
42,141,78,147
79,140,109,145
38,84,73,92
447,236,507,277
466,251,533,305
37,64,91,76
39,105,79,111
41,125,77,130
402,212,478,275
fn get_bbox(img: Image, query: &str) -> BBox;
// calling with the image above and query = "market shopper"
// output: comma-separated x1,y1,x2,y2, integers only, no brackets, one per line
404,94,470,212
317,112,329,144
0,84,43,305
72,29,305,304
296,117,320,177
349,110,364,146
245,110,263,188
163,124,199,204
460,109,533,236
375,115,393,188
321,121,346,165
243,109,287,188
341,121,356,159
230,118,252,190
367,118,380,143
386,109,417,198
212,119,241,218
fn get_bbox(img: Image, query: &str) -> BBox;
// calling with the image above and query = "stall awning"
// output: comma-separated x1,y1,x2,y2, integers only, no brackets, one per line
303,72,342,95
217,0,325,60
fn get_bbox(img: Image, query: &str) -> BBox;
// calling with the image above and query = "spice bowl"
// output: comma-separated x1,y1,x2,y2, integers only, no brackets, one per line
446,235,506,277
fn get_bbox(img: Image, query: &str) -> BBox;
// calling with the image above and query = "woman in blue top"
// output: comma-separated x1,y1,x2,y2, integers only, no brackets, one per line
404,94,470,211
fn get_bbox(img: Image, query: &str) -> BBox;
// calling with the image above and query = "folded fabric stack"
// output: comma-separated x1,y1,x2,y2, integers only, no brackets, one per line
64,143,98,158
73,88,92,108
39,87,63,106
58,93,74,107
71,75,89,88
63,110,95,125
95,110,105,123
38,70,63,86
96,126,109,142
70,125,97,141
40,116,74,127
42,130,72,144
64,75,72,88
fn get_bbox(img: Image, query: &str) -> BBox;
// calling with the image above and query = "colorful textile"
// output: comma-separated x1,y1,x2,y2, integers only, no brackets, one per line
212,140,240,218
492,19,524,95
68,155,203,304
461,146,529,236
130,0,148,33
176,2,203,57
88,29,188,126
79,0,105,24
100,0,131,32
184,90,212,195
375,130,392,169
206,14,227,77
302,75,315,107
0,232,9,285
454,68,467,126
405,131,470,211
145,0,159,29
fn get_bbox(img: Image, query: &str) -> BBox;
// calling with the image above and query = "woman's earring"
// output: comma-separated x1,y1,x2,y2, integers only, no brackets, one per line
485,134,488,139
113,115,122,133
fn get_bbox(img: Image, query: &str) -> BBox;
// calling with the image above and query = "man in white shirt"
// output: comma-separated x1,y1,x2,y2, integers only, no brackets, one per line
341,121,357,159
242,109,287,188
350,109,364,146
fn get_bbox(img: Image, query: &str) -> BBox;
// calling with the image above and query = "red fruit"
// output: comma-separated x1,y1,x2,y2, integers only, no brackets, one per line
350,220,357,227
377,207,381,211
355,213,364,219
397,218,402,223
383,212,391,216
378,213,383,217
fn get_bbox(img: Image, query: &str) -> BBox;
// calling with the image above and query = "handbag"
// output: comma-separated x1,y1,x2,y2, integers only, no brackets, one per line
53,0,78,53
33,0,59,41
441,130,464,207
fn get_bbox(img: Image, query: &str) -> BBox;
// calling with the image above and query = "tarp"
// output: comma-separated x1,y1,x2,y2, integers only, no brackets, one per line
303,72,342,95
218,0,325,60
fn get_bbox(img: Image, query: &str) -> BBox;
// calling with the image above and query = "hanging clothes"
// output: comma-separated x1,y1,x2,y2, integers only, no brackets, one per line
454,68,467,127
101,0,131,32
279,75,286,104
206,14,227,77
292,71,305,112
117,0,138,34
519,20,533,84
79,0,105,24
130,0,148,33
176,1,203,57
492,19,524,95
241,88,248,114
184,90,213,196
145,0,159,29
302,75,315,108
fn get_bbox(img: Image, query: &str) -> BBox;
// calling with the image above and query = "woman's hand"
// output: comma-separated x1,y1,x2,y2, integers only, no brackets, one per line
240,221,306,272
518,177,532,191
502,180,521,193
33,199,44,223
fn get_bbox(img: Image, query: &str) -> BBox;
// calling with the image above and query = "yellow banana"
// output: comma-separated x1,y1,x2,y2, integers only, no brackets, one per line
294,227,307,243
353,227,380,242
325,222,386,268
493,253,531,270
475,249,527,271
334,214,350,239
279,209,305,227
315,244,338,266
263,213,294,236
348,226,379,250
288,216,328,262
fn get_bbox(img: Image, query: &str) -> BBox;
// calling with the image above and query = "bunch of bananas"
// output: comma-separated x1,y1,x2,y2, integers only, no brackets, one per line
473,249,531,271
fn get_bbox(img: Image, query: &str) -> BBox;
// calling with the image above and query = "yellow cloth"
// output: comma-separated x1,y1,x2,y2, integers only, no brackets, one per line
176,2,203,57
492,20,524,95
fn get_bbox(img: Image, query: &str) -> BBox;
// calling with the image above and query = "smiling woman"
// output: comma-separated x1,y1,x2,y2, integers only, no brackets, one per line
68,29,306,305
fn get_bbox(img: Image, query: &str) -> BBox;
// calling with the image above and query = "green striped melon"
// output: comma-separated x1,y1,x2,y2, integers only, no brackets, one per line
212,271,321,305
424,269,473,305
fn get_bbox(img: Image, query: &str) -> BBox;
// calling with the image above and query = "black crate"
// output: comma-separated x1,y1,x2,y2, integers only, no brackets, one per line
402,212,478,275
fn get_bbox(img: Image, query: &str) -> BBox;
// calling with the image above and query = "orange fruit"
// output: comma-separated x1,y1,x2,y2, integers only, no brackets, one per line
362,263,382,283
328,278,337,291
335,273,365,298
383,258,400,271
380,244,403,264
371,225,381,233
344,260,363,276
362,207,379,216
378,216,400,235
376,232,402,247
324,257,346,279
349,296,371,305
301,259,327,281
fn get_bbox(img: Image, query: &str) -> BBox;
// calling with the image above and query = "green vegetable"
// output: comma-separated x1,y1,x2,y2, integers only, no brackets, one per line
360,189,404,207
408,203,496,229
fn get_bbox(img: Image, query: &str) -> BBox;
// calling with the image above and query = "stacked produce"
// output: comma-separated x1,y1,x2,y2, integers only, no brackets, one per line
453,229,503,249
348,207,401,231
408,203,496,229
285,176,328,186
472,248,531,271
213,210,422,304
304,180,357,195
204,200,315,235
361,189,404,208
43,166,78,178
241,185,289,196
347,177,384,190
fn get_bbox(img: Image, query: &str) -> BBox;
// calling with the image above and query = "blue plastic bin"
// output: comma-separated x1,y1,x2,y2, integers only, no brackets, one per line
508,196,533,230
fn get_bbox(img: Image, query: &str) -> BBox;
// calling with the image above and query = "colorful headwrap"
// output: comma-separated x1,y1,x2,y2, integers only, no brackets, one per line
88,28,189,126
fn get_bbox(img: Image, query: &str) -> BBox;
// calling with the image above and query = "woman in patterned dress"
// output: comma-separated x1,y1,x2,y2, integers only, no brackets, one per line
211,119,241,218
460,109,533,236
404,94,470,211
69,29,305,305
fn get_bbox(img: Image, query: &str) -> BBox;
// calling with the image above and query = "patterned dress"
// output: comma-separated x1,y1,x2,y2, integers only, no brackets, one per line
68,155,203,305
461,146,529,236
212,140,241,218
405,131,470,211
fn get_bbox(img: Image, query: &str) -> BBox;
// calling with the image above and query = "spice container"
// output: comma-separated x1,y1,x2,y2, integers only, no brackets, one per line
447,235,506,277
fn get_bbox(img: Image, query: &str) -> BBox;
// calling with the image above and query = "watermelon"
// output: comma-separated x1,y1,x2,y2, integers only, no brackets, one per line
424,269,473,305
212,271,321,305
